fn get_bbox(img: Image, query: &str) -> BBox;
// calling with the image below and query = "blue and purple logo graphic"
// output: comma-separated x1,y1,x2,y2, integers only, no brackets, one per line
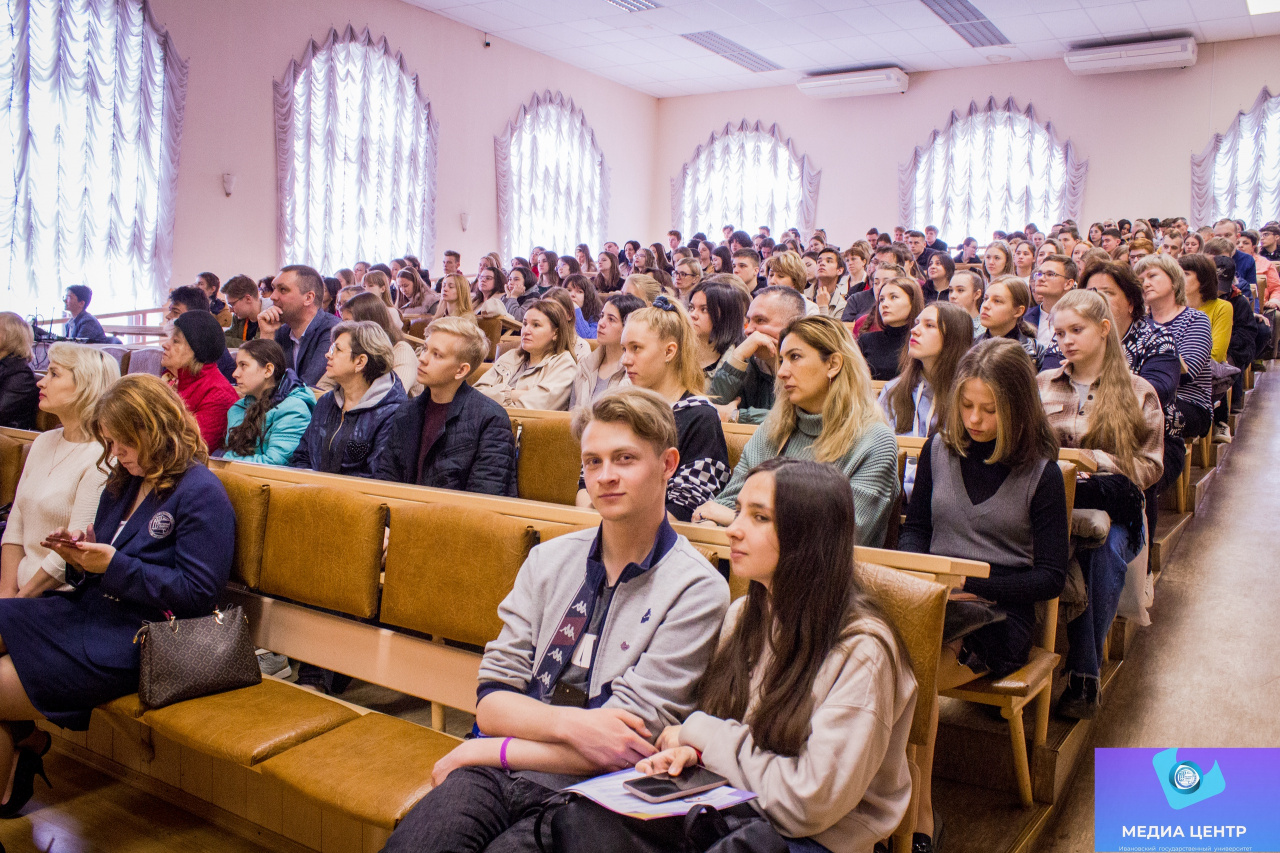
1095,748,1280,852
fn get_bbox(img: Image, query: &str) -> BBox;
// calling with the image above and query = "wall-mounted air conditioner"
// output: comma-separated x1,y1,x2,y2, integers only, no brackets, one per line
796,67,909,98
1063,37,1197,75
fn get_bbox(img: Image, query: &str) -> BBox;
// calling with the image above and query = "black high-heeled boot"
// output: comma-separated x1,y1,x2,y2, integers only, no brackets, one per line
0,750,50,819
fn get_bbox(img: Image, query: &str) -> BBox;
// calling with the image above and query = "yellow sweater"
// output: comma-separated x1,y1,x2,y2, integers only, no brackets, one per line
1197,299,1232,363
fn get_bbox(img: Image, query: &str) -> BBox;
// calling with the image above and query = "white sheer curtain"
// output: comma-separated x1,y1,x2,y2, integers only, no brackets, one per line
1192,87,1280,228
1,0,186,319
276,27,438,275
671,120,820,241
495,91,608,263
899,97,1087,246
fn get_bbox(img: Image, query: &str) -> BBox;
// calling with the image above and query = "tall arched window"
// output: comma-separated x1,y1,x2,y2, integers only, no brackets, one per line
1192,87,1280,228
276,27,438,274
495,91,608,263
672,121,820,240
899,98,1087,245
1,0,187,317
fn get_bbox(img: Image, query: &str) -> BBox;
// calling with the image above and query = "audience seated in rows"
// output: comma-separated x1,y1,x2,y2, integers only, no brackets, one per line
1038,290,1164,718
708,286,807,424
474,298,577,411
62,285,110,344
290,320,406,477
568,293,644,409
218,339,315,465
376,317,516,496
901,338,1069,847
575,297,730,522
0,313,38,430
259,265,340,388
162,310,239,453
2,343,119,598
342,292,424,398
697,315,900,548
221,274,272,348
0,374,233,816
858,277,924,381
382,388,730,852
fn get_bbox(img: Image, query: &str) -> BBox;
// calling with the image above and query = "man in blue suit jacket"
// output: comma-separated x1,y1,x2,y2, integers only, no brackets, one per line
258,264,339,387
63,285,110,343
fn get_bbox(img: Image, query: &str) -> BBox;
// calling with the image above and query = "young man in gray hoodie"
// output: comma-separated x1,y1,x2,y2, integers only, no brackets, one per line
383,388,730,853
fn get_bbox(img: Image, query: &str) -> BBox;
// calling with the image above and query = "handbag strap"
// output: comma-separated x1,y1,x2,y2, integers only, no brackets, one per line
683,803,730,852
533,791,577,853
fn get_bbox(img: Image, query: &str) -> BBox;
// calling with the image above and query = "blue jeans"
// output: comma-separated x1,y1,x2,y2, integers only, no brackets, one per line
1065,523,1140,681
381,766,555,853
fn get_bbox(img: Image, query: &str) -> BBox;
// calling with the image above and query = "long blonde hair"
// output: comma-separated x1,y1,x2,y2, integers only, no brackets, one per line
764,315,881,463
625,298,706,395
441,273,475,316
1051,289,1155,482
363,270,396,309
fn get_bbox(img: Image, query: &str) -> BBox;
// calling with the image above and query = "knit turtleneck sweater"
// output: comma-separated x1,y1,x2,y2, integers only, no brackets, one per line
713,409,900,547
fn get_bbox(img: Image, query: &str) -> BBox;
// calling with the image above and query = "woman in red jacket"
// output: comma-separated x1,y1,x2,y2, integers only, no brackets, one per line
162,311,239,452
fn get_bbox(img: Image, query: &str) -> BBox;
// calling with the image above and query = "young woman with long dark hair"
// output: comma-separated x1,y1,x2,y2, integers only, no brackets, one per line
221,339,316,465
900,338,1067,852
637,457,916,853
688,279,746,378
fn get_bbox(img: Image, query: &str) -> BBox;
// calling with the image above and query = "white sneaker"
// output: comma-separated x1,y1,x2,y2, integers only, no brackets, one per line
1213,423,1232,444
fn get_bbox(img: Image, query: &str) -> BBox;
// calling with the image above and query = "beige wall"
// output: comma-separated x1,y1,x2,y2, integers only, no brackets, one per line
651,35,1280,244
149,0,657,293
149,0,1279,300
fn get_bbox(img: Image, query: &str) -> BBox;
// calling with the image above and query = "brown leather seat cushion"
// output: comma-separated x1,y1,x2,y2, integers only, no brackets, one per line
258,712,460,829
382,504,536,647
258,484,386,618
101,693,147,719
213,469,270,587
143,679,358,766
0,434,23,506
512,417,581,505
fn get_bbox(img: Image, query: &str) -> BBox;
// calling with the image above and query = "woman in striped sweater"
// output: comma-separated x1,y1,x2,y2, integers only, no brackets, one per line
693,315,900,547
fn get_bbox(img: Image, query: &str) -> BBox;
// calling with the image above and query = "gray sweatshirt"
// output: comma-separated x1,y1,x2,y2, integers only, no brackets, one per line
477,524,730,785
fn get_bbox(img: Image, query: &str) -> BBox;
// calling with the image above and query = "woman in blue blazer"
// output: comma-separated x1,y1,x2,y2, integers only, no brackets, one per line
0,374,234,817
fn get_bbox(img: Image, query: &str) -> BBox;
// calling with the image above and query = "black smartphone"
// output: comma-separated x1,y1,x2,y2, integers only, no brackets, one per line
623,767,729,803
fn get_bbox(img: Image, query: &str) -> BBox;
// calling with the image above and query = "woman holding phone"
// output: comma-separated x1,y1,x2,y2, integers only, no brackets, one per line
638,458,917,853
0,374,234,817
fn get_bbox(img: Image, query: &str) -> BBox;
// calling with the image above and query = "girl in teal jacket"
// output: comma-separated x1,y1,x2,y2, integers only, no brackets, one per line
220,339,315,465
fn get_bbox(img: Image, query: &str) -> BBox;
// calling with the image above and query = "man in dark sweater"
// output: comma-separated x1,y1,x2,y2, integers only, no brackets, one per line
258,264,339,387
376,317,517,496
708,286,805,424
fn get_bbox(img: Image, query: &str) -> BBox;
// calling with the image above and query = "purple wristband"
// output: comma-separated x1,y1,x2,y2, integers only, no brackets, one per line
500,737,512,771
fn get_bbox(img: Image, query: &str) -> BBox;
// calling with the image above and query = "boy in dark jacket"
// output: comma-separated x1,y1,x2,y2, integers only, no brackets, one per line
376,318,517,496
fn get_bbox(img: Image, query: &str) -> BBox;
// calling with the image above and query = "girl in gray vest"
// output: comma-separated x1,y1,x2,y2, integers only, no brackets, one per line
898,338,1069,853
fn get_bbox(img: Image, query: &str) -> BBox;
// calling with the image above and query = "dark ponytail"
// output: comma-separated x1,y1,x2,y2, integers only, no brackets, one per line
225,339,287,458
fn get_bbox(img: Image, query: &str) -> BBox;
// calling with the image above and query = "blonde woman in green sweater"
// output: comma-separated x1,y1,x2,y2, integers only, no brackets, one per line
692,315,899,547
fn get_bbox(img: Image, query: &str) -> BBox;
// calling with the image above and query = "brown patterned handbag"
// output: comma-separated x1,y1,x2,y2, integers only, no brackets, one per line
135,606,261,708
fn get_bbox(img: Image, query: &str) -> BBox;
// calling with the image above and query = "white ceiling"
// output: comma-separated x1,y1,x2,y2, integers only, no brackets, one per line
400,0,1280,97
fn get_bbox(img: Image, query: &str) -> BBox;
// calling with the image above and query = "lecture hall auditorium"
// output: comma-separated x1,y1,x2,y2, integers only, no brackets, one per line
1,0,1279,851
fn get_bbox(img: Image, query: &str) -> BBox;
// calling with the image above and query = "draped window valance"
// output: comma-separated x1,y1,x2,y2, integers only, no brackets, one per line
671,120,820,241
1192,87,1280,228
495,90,608,263
899,97,1087,245
1,0,187,317
275,26,438,274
